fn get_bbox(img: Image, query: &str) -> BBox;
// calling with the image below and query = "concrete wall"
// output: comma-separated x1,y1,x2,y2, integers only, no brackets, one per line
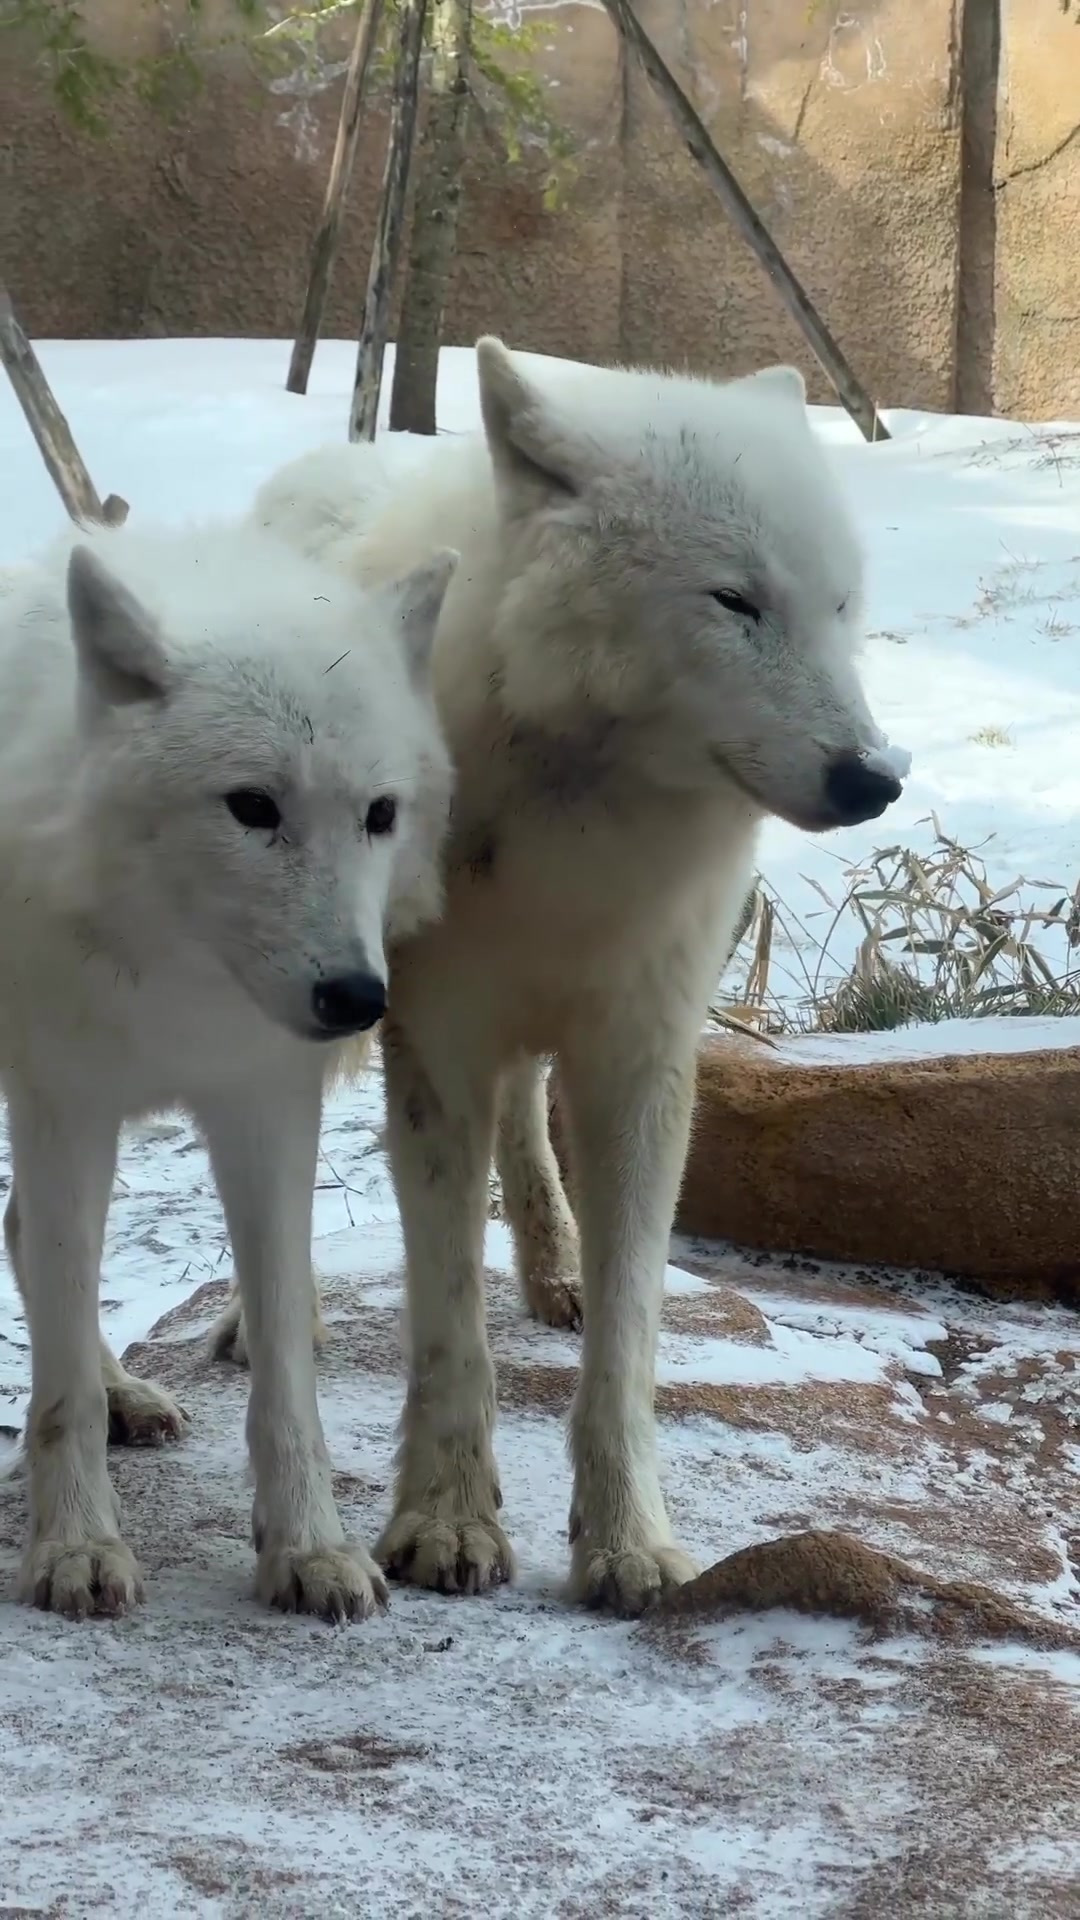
1,0,1077,418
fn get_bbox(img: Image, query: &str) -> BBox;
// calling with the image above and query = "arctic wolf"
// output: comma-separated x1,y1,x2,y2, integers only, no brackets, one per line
247,340,906,1616
0,517,453,1618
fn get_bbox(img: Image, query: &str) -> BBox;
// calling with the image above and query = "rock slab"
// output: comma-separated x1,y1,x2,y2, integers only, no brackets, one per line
675,1035,1080,1301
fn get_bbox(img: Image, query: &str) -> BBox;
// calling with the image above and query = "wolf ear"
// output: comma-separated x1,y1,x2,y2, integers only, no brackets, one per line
476,336,584,507
745,364,807,408
67,545,171,710
388,548,458,682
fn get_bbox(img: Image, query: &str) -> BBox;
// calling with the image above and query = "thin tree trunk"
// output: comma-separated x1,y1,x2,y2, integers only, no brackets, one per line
349,0,429,443
599,0,890,444
0,285,128,525
954,0,1000,414
388,0,473,434
286,0,385,397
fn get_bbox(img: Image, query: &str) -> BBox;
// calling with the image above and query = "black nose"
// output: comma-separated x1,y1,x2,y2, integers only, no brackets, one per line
311,971,387,1036
824,755,903,826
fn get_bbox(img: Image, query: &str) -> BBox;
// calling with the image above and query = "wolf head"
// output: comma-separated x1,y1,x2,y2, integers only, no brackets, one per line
63,527,454,1041
476,338,903,834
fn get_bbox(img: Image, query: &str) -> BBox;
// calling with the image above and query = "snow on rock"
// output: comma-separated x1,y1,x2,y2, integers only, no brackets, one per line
768,1013,1080,1066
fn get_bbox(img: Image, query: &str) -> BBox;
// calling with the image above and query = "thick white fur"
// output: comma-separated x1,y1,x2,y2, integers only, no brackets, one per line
252,342,902,1616
0,516,453,1618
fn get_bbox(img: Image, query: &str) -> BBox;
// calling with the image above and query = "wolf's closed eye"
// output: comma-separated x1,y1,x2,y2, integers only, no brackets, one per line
711,589,761,624
225,789,281,832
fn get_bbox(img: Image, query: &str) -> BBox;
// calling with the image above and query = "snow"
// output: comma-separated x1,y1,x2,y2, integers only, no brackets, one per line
861,740,912,782
1,343,1079,1911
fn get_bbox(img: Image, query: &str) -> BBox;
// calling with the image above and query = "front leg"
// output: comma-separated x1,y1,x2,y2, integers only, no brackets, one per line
376,1016,512,1594
558,1004,702,1617
8,1084,141,1617
198,1068,384,1622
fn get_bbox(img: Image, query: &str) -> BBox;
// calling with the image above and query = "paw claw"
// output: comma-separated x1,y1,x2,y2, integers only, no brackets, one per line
107,1377,190,1447
570,1544,697,1618
255,1545,388,1623
20,1539,144,1618
376,1511,515,1595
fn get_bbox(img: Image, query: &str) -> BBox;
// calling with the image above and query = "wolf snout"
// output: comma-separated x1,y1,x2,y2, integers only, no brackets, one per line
311,970,387,1036
824,752,903,827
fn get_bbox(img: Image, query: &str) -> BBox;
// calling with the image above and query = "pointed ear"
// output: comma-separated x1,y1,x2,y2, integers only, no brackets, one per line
476,336,585,507
744,364,807,408
67,545,171,709
388,548,458,682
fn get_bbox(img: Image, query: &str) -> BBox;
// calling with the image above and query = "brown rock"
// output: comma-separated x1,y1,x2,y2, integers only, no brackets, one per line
673,1035,1080,1304
648,1527,1080,1653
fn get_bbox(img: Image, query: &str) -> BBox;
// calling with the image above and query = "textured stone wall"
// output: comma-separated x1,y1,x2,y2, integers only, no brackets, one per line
995,0,1080,419
1,0,1077,418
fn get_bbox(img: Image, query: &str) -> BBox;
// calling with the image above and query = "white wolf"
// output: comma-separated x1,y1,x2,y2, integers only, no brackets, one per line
0,516,454,1619
238,339,907,1617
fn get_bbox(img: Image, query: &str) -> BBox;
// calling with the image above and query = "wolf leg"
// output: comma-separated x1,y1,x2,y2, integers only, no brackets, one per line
376,1013,511,1593
558,988,702,1617
205,1040,373,1367
10,1084,143,1616
198,1067,385,1622
495,1054,582,1332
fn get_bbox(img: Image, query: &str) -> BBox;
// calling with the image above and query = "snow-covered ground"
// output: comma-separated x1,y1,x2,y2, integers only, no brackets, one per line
0,343,1078,1914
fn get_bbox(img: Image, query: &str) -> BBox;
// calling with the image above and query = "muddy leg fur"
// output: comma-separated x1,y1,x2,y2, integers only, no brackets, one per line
495,1055,582,1331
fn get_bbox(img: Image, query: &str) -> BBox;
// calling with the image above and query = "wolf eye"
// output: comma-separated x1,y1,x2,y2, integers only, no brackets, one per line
712,589,761,624
225,789,281,832
365,796,397,836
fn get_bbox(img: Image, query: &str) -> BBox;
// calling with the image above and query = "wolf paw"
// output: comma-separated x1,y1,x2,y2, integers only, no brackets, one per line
208,1289,326,1370
255,1545,388,1623
107,1376,189,1447
522,1271,583,1333
377,1510,515,1595
20,1538,144,1618
207,1292,250,1369
570,1543,698,1618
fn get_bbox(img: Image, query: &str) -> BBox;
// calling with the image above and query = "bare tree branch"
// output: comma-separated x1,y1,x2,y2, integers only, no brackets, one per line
0,284,128,525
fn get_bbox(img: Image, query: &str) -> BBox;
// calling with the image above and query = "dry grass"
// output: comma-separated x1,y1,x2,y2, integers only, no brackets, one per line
962,427,1080,482
715,820,1080,1038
